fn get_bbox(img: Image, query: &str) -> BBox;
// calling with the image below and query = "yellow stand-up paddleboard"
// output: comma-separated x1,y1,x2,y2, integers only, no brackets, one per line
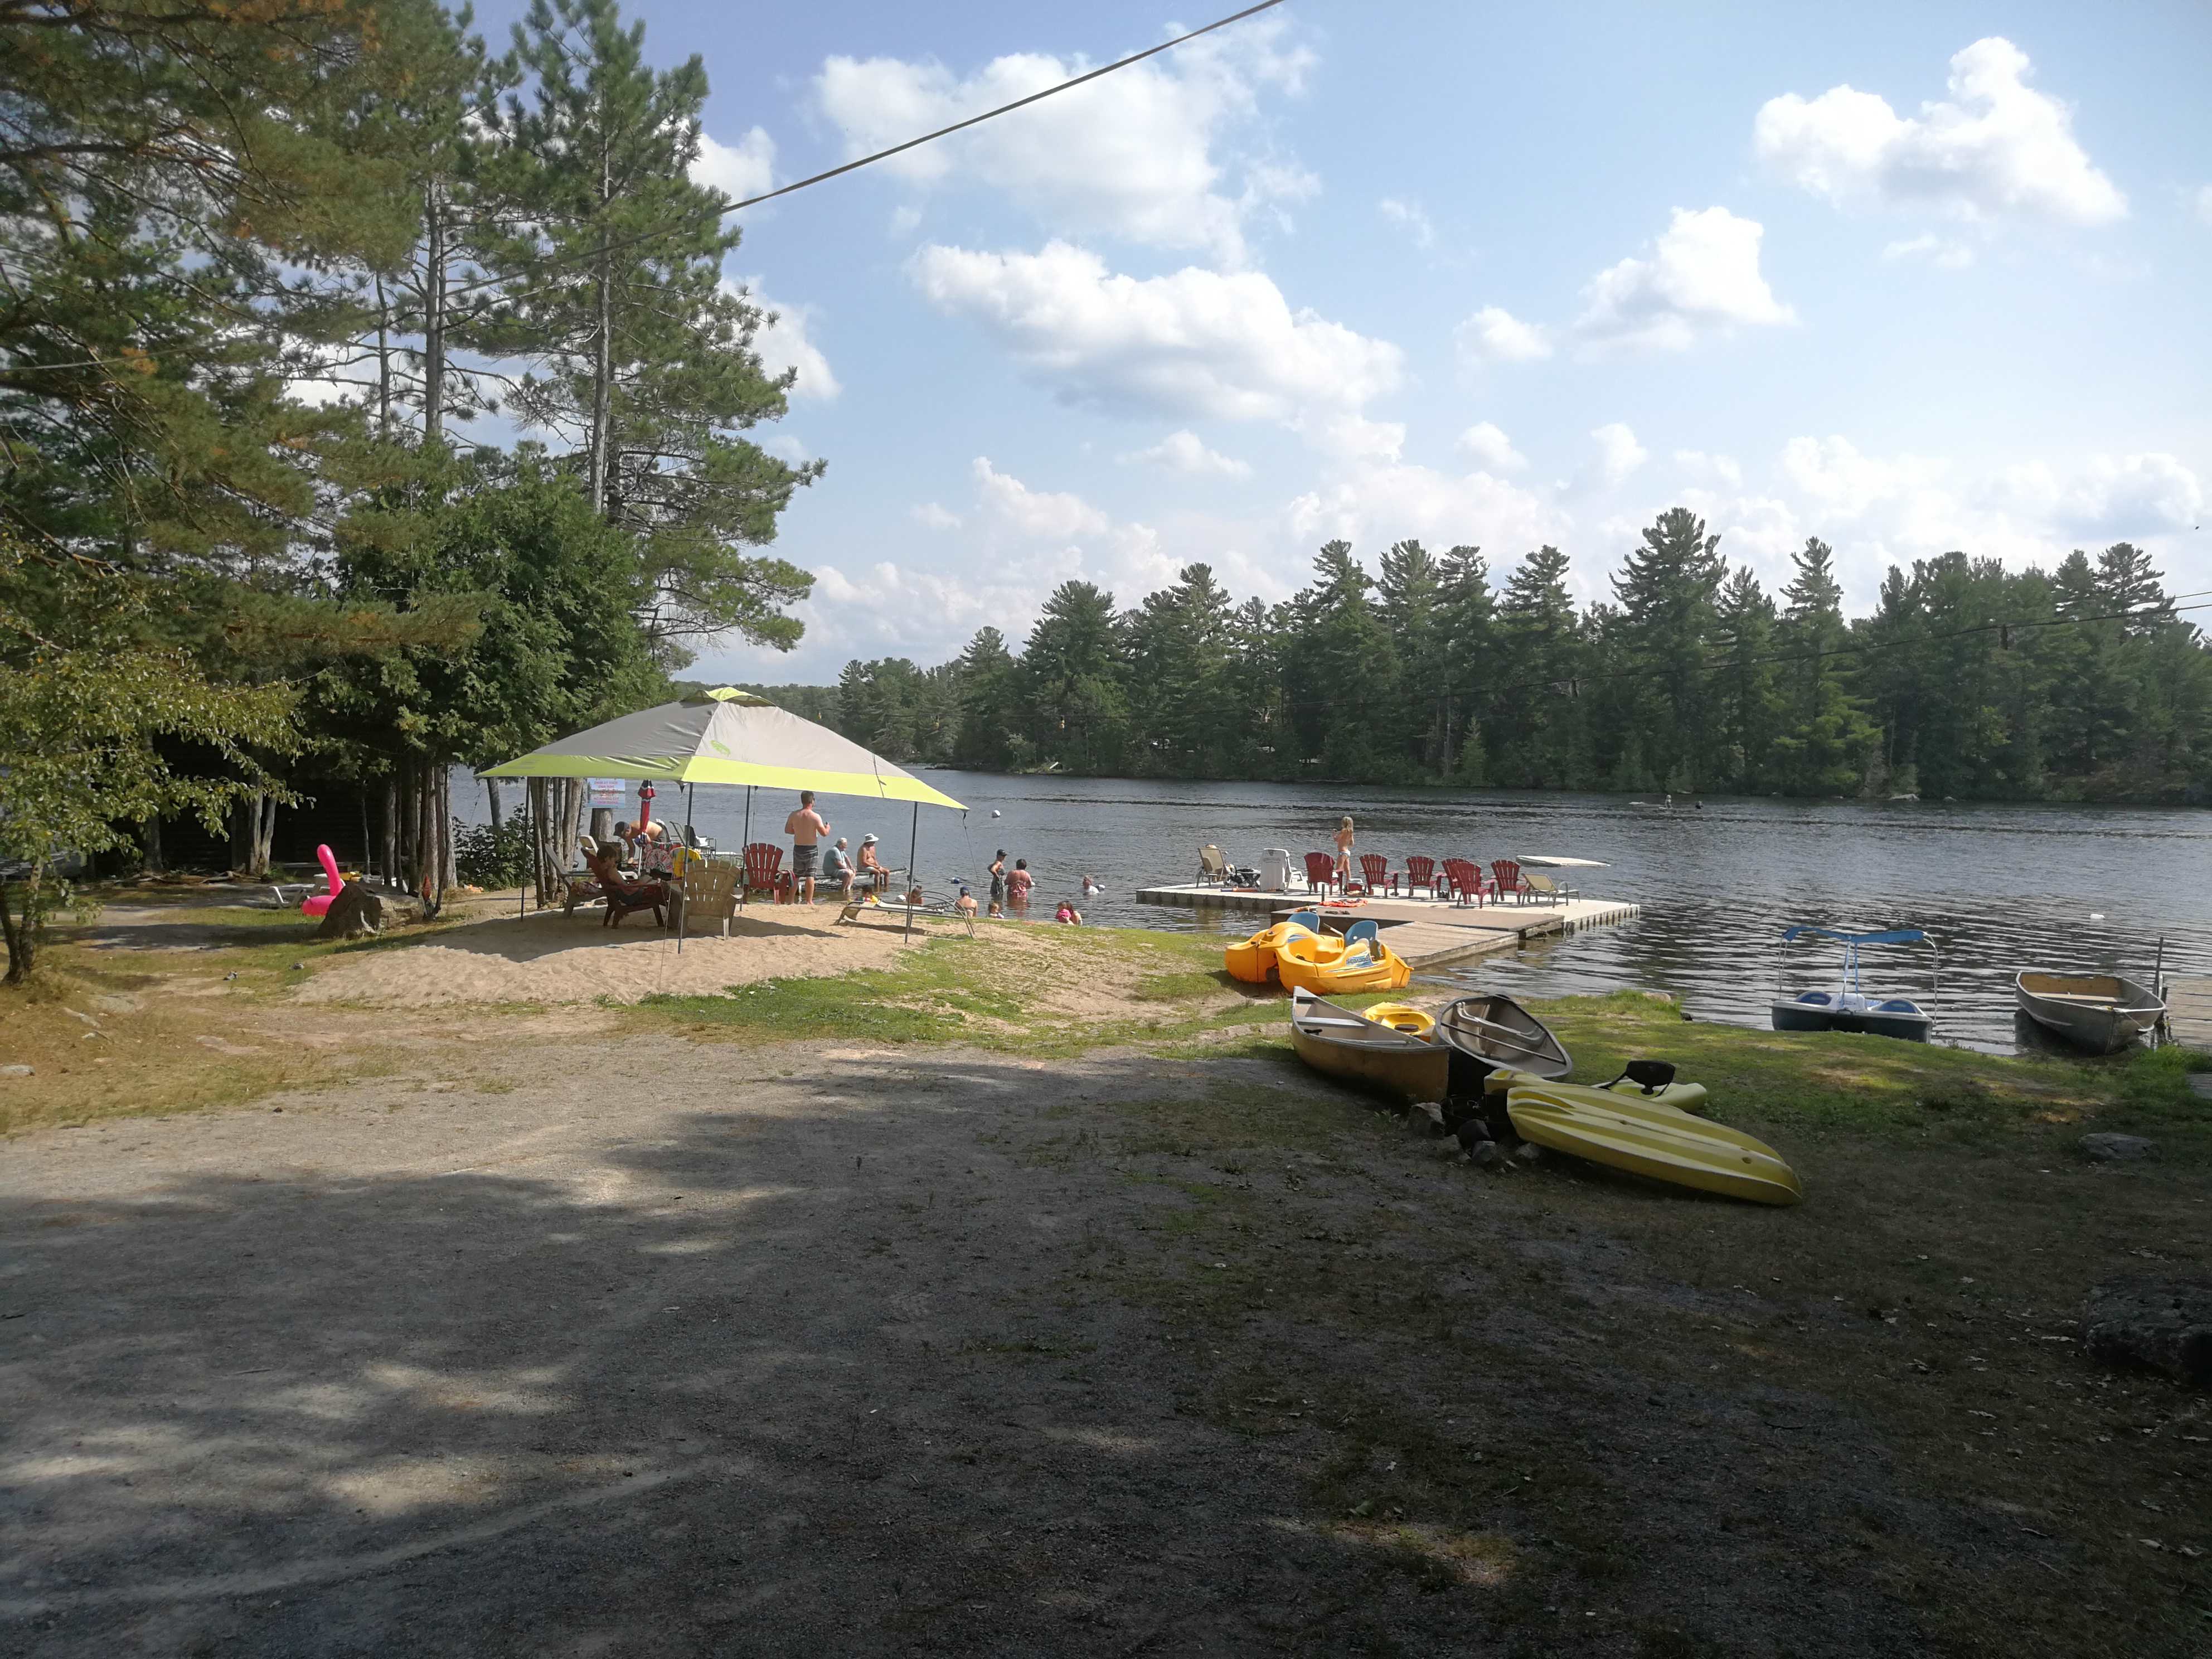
1505,1082,1803,1206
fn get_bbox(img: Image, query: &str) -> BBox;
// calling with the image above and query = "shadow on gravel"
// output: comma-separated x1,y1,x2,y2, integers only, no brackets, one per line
0,1052,1502,1658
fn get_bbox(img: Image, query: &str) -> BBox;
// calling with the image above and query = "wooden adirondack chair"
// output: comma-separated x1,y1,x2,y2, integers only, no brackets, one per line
681,858,743,937
1403,855,1439,899
1440,858,1487,908
1490,859,1527,904
741,841,791,903
1359,853,1394,896
1301,851,1337,898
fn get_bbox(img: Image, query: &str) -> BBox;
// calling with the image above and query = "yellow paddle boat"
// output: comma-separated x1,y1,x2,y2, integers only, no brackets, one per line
1360,1002,1435,1037
1274,923,1411,995
1224,909,1321,984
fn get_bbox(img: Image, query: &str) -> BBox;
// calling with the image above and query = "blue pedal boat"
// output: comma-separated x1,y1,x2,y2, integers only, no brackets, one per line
1770,925,1937,1042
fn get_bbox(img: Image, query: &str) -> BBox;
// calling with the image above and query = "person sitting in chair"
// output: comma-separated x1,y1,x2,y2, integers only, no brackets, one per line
586,841,667,928
856,833,892,891
821,836,856,901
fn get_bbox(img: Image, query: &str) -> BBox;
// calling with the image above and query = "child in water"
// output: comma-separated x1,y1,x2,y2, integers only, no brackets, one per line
1054,900,1082,925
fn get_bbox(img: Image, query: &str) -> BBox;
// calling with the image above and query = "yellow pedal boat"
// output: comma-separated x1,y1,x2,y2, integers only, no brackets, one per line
1224,909,1320,984
1274,930,1411,995
1504,1080,1801,1205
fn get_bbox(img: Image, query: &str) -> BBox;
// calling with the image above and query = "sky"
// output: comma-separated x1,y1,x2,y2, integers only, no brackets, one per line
463,0,2212,683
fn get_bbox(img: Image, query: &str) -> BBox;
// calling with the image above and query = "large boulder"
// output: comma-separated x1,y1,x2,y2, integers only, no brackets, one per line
316,880,385,940
2083,1277,2212,1390
2080,1132,2158,1163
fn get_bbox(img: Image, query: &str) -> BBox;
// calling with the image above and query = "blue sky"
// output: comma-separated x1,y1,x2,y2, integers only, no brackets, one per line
466,1,2212,682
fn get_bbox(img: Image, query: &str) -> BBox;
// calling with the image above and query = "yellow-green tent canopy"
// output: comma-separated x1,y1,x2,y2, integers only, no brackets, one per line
482,688,964,811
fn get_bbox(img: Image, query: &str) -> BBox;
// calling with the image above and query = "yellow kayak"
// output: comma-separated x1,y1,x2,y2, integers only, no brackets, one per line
1225,913,1318,984
1275,932,1411,995
1505,1082,1802,1206
1482,1067,1708,1115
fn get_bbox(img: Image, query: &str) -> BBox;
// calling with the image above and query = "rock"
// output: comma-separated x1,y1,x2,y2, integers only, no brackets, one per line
1454,1119,1493,1154
2080,1133,2158,1163
1470,1140,1504,1169
1512,1141,1544,1166
316,881,385,940
2083,1278,2212,1390
1406,1100,1447,1137
0,1064,31,1077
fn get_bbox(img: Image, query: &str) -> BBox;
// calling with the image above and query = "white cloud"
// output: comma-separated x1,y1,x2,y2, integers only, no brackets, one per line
910,241,1404,423
692,127,776,205
1457,422,1527,472
725,278,840,402
1119,429,1252,479
910,502,963,531
1590,423,1648,489
1674,449,1743,488
1378,197,1435,249
1285,463,1565,561
1571,207,1794,354
1881,233,1975,269
1986,453,2204,540
814,19,1315,264
1781,435,1950,520
972,456,1111,540
1453,304,1553,366
1754,38,2125,226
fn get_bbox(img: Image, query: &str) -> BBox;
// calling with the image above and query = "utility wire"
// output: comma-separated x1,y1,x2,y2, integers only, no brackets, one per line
0,1,1290,374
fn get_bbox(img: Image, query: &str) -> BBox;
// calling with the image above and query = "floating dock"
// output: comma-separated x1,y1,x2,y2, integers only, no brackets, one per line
1134,881,1640,971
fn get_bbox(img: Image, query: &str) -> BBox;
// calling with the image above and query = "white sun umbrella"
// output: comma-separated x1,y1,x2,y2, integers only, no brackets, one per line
484,688,965,934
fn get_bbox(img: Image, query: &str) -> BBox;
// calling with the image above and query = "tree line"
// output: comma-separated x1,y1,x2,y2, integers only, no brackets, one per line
1,0,815,979
829,513,2212,804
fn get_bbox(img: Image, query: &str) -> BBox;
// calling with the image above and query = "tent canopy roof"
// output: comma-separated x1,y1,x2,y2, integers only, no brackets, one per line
482,689,963,811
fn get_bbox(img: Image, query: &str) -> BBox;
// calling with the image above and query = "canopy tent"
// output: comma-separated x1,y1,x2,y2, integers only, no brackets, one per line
483,688,966,938
482,687,963,809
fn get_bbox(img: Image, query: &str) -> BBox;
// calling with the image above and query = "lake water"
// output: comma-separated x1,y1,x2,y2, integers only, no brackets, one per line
464,771,2212,1055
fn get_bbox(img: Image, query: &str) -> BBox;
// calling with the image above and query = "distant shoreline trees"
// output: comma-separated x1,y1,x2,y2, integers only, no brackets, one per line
827,517,2211,806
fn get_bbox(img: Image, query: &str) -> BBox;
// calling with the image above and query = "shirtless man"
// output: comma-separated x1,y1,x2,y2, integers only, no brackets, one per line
784,790,829,903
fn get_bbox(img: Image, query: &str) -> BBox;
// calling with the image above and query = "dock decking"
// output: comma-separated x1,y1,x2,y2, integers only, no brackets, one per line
1134,880,1640,971
2167,974,2212,1055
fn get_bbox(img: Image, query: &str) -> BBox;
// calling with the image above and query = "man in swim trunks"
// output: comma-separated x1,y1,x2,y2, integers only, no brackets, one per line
784,790,829,903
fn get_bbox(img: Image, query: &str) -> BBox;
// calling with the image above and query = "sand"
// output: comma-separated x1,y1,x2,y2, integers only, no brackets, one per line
293,903,928,1008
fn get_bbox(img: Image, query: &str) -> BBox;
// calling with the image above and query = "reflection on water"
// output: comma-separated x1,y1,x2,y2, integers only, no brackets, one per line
462,770,2211,1055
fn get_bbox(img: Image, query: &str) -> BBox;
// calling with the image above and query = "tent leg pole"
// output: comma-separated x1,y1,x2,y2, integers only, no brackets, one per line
905,802,919,940
519,787,529,919
741,787,752,910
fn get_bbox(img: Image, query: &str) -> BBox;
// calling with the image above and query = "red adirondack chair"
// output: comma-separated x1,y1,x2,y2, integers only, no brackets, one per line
1359,853,1393,896
742,841,792,903
1403,855,1438,899
1440,857,1487,907
1490,859,1527,904
1301,851,1336,898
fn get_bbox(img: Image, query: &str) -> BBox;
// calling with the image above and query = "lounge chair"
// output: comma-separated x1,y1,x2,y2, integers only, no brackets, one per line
1521,870,1577,905
1196,844,1231,886
602,877,669,928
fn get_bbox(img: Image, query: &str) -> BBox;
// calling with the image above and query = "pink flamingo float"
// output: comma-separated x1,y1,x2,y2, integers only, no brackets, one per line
300,843,345,918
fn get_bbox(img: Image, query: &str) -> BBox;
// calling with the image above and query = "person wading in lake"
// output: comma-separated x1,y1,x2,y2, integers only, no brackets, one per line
784,790,828,904
988,850,1008,912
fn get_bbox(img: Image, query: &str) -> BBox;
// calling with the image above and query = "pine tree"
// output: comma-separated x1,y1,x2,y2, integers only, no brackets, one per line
1712,566,1779,791
1490,546,1588,788
1770,539,1877,794
479,0,816,661
1435,545,1496,781
1606,509,1726,792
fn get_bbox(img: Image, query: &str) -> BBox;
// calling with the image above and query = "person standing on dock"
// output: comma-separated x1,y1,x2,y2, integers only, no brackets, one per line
1333,816,1355,890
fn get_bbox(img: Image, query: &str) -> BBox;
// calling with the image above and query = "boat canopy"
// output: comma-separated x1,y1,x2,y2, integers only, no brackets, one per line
1781,925,1926,947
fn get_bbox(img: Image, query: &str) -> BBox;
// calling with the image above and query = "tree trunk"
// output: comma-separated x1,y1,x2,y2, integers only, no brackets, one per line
381,776,401,892
373,273,392,439
140,813,166,875
587,139,613,516
252,794,278,879
0,874,32,984
528,777,559,906
486,777,502,832
423,181,447,442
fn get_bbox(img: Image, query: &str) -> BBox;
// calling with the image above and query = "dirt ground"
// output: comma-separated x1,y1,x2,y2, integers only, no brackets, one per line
4,1012,2207,1658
